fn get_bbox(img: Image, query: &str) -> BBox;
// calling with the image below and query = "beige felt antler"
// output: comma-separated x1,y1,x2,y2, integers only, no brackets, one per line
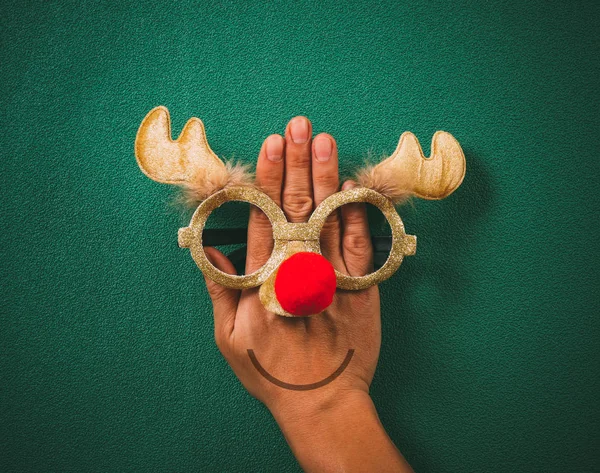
357,131,466,203
135,106,252,204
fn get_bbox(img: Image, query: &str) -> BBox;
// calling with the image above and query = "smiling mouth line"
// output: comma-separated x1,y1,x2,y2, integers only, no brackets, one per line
246,349,355,391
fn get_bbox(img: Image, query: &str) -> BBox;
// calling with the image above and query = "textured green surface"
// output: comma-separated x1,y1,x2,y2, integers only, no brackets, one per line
1,1,599,472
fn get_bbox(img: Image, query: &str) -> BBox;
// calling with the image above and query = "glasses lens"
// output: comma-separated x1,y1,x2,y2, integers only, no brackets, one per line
319,203,392,277
202,201,273,276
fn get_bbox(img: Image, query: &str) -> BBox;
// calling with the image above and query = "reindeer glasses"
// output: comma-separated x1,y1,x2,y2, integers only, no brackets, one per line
135,107,466,317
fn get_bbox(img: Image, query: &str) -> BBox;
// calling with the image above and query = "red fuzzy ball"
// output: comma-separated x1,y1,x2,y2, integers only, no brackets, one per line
274,252,337,316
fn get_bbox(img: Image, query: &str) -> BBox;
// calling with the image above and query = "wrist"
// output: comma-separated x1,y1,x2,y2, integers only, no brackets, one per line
269,387,373,433
271,389,407,473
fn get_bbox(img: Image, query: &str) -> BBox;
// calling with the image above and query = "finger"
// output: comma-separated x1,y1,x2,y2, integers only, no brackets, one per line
246,134,284,274
340,181,374,277
204,247,240,346
312,133,344,267
283,116,313,222
312,133,339,205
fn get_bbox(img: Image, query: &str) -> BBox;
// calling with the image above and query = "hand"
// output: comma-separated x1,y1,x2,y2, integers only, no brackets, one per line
204,116,379,413
203,116,412,472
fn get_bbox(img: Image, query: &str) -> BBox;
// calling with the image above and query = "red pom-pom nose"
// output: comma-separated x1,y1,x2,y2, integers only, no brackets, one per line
274,252,337,316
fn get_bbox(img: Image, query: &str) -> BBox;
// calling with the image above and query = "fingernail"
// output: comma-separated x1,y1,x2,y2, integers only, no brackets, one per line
342,181,356,190
314,135,332,162
266,135,283,162
290,117,309,144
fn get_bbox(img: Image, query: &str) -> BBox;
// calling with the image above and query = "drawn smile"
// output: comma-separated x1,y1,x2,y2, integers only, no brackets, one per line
246,349,354,391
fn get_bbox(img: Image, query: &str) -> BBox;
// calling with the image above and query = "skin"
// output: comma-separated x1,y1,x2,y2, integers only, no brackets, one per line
204,116,414,473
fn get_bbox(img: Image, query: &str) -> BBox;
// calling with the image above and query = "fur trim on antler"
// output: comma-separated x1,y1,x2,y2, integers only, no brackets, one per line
356,162,412,205
180,161,254,207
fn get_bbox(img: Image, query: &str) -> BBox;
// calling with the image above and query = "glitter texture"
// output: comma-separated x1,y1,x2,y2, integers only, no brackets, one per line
178,187,417,304
135,108,467,316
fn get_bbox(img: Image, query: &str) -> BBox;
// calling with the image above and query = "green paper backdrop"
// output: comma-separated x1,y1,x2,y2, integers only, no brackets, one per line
1,1,598,472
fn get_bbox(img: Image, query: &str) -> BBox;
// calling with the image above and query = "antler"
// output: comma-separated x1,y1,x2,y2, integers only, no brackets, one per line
135,106,254,204
135,106,227,185
357,131,466,203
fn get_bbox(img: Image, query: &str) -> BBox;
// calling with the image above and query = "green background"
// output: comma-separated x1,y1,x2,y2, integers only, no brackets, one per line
1,1,598,472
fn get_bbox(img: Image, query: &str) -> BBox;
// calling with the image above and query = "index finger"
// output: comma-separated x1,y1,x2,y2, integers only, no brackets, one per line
246,134,284,275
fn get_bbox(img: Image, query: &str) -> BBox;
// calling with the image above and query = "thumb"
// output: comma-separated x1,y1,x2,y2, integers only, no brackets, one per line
204,247,240,345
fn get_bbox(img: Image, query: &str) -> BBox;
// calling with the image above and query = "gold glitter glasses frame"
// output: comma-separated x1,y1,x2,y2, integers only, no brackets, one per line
177,186,417,291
